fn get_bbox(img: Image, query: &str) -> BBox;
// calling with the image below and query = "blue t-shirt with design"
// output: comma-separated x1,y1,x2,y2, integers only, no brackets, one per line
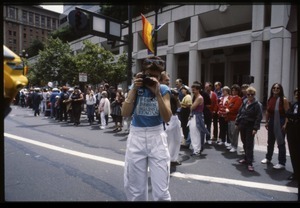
132,84,170,127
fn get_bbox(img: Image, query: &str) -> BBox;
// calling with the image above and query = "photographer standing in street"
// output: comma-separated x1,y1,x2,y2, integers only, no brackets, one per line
122,56,172,201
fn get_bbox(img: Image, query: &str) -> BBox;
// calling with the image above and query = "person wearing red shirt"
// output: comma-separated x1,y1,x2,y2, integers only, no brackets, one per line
261,83,290,170
205,82,218,143
225,84,243,152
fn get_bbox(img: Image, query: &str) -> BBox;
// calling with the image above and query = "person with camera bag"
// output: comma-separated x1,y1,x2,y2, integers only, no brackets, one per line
122,56,172,201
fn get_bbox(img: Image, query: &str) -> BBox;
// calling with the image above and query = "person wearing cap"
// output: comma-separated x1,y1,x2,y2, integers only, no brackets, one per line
122,56,172,201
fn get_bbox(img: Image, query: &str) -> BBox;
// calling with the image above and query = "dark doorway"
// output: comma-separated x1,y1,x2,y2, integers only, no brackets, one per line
211,63,225,86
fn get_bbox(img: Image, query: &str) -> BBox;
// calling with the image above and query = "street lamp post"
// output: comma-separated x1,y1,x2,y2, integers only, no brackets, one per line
19,49,28,75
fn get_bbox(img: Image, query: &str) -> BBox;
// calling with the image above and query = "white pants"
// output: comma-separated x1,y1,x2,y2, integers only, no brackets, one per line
100,111,106,127
124,125,171,201
189,115,201,154
165,115,182,162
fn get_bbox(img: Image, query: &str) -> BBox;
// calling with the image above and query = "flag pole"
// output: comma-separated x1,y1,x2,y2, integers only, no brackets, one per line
154,6,159,56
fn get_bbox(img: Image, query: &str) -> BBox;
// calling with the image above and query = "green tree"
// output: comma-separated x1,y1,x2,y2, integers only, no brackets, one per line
74,40,126,86
26,39,44,58
28,37,75,86
106,52,128,86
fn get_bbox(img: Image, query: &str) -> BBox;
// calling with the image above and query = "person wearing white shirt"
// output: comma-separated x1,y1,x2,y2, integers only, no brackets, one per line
85,89,97,125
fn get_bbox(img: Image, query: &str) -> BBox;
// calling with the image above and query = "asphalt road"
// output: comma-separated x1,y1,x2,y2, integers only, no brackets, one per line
2,106,299,202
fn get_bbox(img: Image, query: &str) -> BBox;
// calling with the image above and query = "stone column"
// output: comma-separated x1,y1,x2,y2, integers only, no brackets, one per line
166,49,177,87
281,30,292,100
268,3,291,97
268,28,284,95
167,21,177,87
250,31,264,102
250,4,265,102
188,47,200,86
268,28,292,98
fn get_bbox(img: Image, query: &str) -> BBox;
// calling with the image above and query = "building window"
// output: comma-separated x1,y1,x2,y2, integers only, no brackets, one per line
13,31,16,36
41,15,45,27
52,19,57,29
29,12,33,24
13,39,17,44
8,6,16,19
47,17,51,29
24,33,26,38
35,14,40,26
8,30,12,35
175,18,190,44
22,10,27,23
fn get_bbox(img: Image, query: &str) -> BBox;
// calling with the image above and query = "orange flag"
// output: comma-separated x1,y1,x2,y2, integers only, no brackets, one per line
141,14,154,54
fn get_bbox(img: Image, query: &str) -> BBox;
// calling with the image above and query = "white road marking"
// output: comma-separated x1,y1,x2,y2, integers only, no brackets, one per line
4,133,298,194
170,172,298,193
4,133,124,167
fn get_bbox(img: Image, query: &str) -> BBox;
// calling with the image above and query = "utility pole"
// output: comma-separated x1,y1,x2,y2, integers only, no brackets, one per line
127,5,133,89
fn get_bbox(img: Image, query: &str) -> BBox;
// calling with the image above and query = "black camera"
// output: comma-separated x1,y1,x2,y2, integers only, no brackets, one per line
142,74,156,86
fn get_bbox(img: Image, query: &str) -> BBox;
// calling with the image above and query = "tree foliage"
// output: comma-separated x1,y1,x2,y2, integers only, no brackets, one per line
26,39,44,58
50,25,81,43
27,38,128,88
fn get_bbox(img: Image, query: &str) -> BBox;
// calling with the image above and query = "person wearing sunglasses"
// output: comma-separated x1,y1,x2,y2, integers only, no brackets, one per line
235,86,263,172
261,83,290,170
122,56,172,201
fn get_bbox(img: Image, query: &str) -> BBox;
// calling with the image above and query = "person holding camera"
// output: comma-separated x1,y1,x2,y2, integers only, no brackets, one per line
122,56,172,201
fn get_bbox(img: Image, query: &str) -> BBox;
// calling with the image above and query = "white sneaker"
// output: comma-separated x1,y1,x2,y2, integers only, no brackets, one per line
229,147,237,152
100,126,106,130
261,158,270,164
207,140,212,145
273,164,285,170
225,142,231,147
226,145,232,150
217,141,223,145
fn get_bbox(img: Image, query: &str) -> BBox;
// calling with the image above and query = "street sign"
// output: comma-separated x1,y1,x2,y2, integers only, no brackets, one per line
79,73,87,82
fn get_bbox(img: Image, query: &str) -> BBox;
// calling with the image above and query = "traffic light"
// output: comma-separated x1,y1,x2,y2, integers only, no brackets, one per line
68,9,89,30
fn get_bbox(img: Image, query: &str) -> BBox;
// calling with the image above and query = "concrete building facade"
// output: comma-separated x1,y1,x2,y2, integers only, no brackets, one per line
123,4,297,106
